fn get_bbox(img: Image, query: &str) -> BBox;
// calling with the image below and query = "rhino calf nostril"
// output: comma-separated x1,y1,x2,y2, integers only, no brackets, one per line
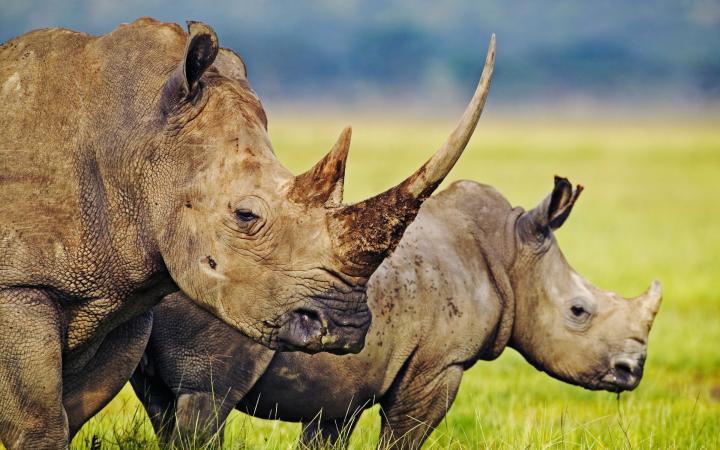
614,360,634,376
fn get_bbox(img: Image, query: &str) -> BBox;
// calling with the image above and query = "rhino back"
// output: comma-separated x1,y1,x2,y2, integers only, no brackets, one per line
1,20,182,283
239,180,510,421
1,28,92,284
0,19,188,354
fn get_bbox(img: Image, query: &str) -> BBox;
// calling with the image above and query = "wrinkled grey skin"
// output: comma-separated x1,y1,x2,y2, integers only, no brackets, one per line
0,18,494,449
133,178,662,449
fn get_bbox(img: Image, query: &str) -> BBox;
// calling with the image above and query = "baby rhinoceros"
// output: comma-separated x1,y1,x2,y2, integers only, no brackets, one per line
133,177,662,450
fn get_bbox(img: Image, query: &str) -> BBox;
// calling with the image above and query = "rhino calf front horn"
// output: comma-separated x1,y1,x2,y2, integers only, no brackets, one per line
635,280,663,328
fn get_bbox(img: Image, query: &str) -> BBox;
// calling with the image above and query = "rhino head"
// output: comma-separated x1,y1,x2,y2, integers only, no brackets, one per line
509,177,662,392
150,22,495,354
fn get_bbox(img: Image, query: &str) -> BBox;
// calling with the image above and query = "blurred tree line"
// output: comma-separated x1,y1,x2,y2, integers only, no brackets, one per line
1,0,718,106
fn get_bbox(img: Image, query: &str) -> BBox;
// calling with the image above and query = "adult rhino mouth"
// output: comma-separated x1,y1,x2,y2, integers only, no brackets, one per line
276,287,371,354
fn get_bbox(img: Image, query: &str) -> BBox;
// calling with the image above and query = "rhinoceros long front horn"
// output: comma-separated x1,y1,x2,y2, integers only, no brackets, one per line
314,34,495,276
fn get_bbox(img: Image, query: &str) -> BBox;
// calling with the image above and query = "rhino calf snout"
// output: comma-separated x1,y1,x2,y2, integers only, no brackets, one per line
602,354,646,392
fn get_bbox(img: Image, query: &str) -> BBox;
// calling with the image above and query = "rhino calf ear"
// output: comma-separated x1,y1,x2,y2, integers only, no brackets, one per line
547,176,582,229
520,176,583,240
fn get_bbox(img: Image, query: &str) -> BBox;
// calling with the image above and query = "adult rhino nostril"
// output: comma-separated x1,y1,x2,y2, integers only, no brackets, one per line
296,308,320,323
276,308,327,352
277,299,371,354
599,357,643,392
295,309,329,334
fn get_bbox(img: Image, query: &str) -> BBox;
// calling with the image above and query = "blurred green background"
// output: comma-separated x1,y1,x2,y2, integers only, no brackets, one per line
1,1,718,448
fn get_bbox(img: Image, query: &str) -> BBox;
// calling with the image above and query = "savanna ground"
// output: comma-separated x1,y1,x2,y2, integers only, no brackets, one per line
38,113,720,449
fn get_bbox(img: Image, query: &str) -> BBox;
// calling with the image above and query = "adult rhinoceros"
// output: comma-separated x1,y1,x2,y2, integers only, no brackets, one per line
0,18,495,449
133,177,662,450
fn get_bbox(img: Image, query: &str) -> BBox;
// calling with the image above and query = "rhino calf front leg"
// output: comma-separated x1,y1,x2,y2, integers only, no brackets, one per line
173,391,240,447
301,415,360,449
0,288,67,450
378,365,464,450
130,360,178,444
133,371,251,447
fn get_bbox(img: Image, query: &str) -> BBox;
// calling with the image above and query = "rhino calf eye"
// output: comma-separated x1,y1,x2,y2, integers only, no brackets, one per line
235,209,258,222
571,305,586,317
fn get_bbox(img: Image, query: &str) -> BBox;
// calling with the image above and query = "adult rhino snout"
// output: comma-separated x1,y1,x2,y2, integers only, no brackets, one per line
277,289,371,354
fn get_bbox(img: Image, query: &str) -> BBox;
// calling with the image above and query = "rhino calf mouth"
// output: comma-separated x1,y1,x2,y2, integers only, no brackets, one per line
276,290,371,354
588,354,645,393
599,357,645,392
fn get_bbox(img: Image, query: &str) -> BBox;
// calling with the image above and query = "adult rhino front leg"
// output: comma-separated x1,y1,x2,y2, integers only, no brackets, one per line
0,288,67,450
63,311,154,440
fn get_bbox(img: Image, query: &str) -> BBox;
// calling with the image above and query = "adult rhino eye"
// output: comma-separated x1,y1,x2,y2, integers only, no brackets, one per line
235,208,258,223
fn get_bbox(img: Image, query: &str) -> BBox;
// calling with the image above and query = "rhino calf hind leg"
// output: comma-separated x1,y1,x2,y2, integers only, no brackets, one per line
378,365,464,450
301,415,359,449
0,288,67,449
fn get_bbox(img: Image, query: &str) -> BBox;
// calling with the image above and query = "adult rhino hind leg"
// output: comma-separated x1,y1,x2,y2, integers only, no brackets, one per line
0,288,67,449
301,414,360,449
378,365,464,450
63,311,154,440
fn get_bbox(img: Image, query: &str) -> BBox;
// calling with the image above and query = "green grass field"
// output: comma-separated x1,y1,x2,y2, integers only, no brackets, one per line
67,115,719,449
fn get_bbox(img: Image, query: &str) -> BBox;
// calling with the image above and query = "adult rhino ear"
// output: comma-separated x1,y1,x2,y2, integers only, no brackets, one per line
165,21,219,103
520,176,583,240
182,21,218,95
213,48,247,82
